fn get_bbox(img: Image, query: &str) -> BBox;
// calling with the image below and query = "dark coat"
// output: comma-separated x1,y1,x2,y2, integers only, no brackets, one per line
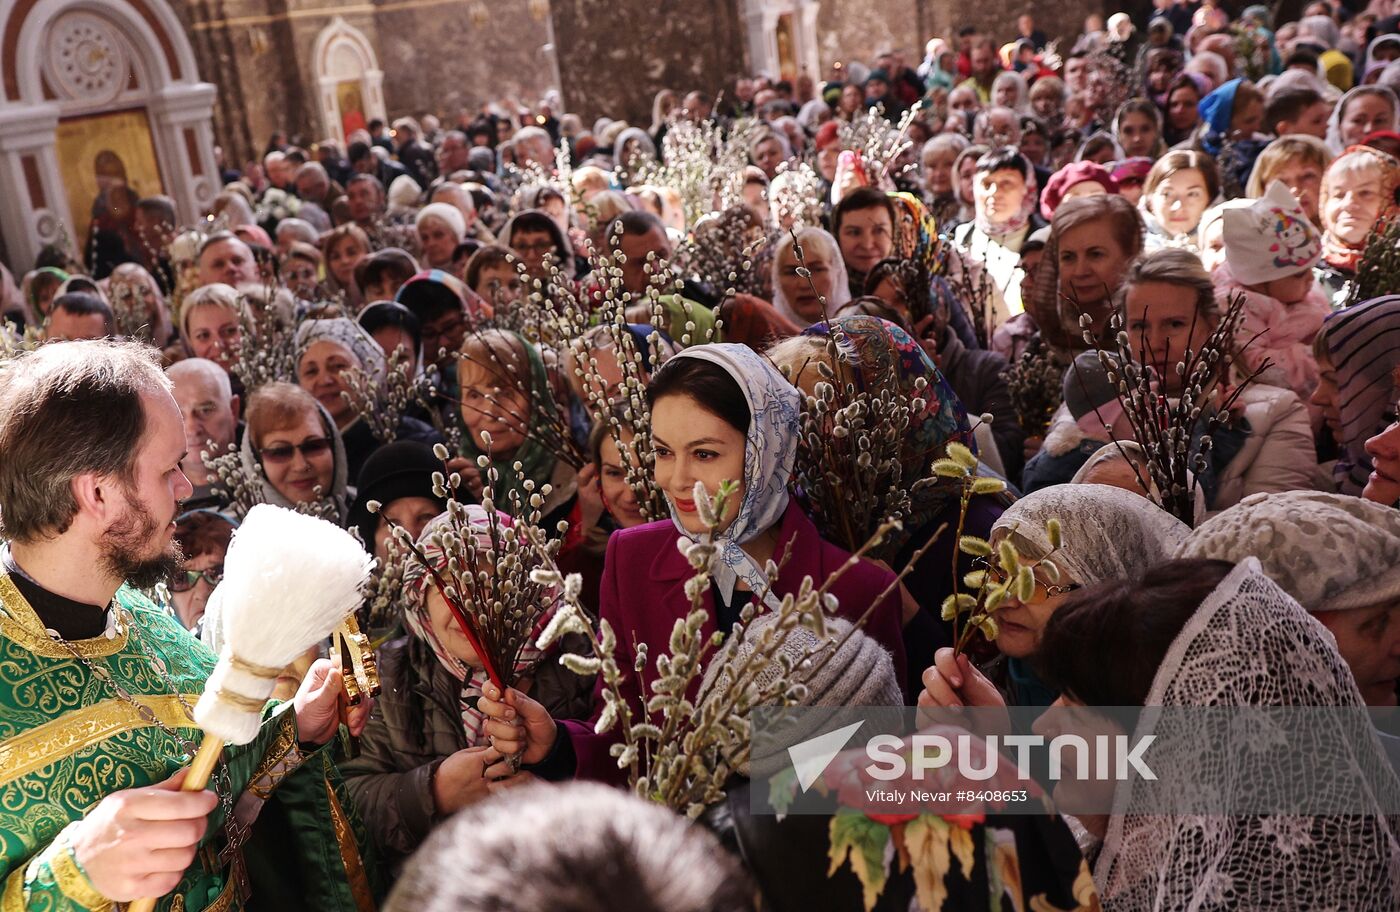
341,633,592,869
939,332,1025,481
341,416,444,488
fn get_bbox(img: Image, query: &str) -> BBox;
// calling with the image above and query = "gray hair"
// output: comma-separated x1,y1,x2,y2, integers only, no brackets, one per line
166,356,233,401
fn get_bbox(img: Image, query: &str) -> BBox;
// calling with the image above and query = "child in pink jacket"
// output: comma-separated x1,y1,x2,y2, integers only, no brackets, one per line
1212,180,1330,413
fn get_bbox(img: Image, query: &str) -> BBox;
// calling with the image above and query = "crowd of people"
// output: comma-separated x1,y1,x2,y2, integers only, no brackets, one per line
4,1,1400,910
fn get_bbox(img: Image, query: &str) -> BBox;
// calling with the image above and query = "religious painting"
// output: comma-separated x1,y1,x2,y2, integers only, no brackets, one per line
775,13,797,82
337,79,368,139
55,108,163,267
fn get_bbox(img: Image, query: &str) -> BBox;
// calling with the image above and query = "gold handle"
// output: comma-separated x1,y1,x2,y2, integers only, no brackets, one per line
125,737,226,912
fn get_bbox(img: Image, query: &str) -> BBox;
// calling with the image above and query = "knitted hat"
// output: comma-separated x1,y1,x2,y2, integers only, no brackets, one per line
1062,350,1121,421
1111,156,1153,186
1177,490,1400,612
1221,180,1322,286
415,201,467,240
347,440,448,551
814,120,841,153
698,615,902,779
1039,161,1118,221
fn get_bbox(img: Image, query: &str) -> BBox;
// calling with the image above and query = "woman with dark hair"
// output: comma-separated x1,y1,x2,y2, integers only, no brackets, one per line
1141,150,1219,250
500,208,576,282
1162,72,1207,147
475,343,906,782
1031,557,1400,910
830,187,899,298
952,147,1045,325
1119,248,1318,512
357,300,422,376
1112,98,1165,160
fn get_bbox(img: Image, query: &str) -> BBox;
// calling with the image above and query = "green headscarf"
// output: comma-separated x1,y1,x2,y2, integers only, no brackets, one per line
458,330,559,511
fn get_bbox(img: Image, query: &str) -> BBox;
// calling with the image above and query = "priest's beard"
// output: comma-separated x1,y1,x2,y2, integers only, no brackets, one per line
101,487,184,590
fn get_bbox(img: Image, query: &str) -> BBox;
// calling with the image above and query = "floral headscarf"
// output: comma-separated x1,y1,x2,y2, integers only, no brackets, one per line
294,317,388,381
401,508,559,745
1321,295,1400,494
1320,145,1400,271
801,315,973,544
659,343,801,610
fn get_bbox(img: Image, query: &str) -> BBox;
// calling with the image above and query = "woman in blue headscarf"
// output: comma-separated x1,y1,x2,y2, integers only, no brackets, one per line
1193,78,1269,193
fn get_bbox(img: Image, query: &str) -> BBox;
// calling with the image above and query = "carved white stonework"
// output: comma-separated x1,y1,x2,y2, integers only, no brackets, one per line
46,11,128,104
311,17,387,146
742,0,821,82
0,0,218,270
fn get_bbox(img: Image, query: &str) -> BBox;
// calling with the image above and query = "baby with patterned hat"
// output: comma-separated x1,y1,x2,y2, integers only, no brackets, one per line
1211,179,1331,409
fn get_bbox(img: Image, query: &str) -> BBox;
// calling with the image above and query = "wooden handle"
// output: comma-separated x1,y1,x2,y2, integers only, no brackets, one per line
125,737,226,912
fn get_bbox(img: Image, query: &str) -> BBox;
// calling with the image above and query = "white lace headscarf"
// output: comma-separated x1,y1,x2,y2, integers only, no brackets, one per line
770,227,852,328
1092,557,1400,911
1176,490,1400,612
660,343,801,611
990,484,1190,585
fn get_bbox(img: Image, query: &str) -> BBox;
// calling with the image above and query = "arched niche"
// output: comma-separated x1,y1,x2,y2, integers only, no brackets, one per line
0,0,217,271
743,0,821,84
312,17,386,146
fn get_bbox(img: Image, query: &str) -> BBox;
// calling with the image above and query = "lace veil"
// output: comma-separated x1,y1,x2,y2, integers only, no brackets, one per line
1092,557,1400,910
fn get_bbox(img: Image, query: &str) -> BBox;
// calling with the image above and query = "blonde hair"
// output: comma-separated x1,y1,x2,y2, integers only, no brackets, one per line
1246,135,1334,198
181,283,249,338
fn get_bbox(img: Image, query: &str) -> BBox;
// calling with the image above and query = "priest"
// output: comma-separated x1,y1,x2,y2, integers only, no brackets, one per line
0,340,378,911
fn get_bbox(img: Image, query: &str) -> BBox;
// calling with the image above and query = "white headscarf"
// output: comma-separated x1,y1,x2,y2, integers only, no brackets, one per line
990,483,1190,585
769,227,853,328
1176,490,1400,612
1092,557,1400,910
992,70,1031,114
1325,85,1400,155
661,343,801,611
613,127,657,171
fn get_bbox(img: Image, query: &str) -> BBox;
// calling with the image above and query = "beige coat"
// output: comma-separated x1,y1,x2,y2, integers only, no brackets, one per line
1213,383,1325,513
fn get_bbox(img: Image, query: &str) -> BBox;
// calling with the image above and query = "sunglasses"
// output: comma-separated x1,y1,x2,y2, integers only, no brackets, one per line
169,565,223,593
257,436,332,464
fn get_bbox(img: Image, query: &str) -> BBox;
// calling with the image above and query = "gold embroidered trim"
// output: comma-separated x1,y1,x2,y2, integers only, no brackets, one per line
2,869,26,912
0,573,128,658
0,694,203,788
325,779,376,912
243,712,301,802
205,876,236,912
49,835,112,910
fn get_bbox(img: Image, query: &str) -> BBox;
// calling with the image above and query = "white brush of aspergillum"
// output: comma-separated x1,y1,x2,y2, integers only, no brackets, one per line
195,503,374,744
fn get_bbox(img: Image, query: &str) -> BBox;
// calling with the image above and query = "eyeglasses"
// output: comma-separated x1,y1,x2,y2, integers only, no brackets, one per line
971,556,1080,602
169,565,223,593
257,436,332,464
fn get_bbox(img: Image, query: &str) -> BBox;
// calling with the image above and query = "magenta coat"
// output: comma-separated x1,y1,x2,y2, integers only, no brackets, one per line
562,499,907,783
